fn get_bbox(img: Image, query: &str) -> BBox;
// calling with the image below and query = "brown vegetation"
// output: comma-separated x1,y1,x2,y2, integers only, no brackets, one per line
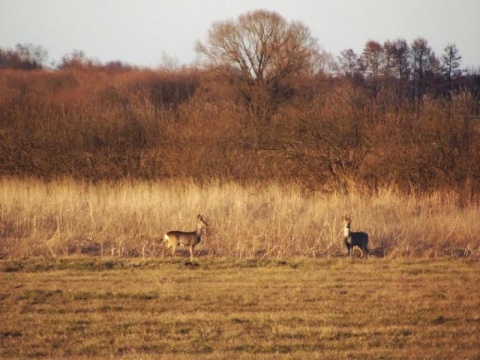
1,258,479,358
1,14,479,357
0,65,479,196
1,179,478,259
1,11,480,261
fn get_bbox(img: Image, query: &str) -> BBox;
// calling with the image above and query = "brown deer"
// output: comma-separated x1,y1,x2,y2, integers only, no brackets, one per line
163,215,208,262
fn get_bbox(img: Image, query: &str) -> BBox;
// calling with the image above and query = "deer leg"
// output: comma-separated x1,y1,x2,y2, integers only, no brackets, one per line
362,243,369,257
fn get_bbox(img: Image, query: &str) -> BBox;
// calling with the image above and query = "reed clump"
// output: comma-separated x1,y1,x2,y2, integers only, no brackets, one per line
1,178,478,259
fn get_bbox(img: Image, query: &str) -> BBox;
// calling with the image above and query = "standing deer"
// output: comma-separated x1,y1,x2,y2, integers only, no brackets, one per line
342,215,369,258
163,215,208,262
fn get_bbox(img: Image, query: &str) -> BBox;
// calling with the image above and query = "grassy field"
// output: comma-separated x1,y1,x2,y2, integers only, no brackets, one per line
1,257,479,359
1,179,479,259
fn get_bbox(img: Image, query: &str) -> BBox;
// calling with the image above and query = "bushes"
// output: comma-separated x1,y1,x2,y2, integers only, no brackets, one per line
282,84,480,198
0,67,479,198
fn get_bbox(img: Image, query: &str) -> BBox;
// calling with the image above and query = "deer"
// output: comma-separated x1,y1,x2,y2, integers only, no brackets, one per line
342,215,369,258
163,215,208,262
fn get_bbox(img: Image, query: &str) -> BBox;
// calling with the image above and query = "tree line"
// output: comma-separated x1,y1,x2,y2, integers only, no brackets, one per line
1,10,479,202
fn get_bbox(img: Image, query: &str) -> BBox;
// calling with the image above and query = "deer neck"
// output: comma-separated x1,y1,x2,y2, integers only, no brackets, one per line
196,224,205,238
343,225,350,239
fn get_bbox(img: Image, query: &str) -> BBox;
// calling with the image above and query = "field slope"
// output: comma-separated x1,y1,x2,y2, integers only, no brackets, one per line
1,258,479,359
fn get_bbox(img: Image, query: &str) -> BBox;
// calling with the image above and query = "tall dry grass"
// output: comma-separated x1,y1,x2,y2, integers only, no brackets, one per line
1,178,478,259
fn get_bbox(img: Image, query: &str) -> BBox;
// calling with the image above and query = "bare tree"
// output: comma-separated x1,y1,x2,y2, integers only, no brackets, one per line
361,40,384,95
195,10,321,124
58,50,97,69
337,49,361,78
383,39,410,97
441,43,462,92
361,40,384,81
0,43,47,69
411,37,439,102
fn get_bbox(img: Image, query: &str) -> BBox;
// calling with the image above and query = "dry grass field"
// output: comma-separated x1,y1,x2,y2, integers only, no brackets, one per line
1,179,479,358
1,178,479,259
1,257,479,359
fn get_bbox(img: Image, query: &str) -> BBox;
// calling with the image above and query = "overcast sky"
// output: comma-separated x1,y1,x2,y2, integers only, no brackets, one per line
1,0,479,69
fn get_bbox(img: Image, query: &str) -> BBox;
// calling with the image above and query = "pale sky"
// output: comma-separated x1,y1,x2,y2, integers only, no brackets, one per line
1,0,479,69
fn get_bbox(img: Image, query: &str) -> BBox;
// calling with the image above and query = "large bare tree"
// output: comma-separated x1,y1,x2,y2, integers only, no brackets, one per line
195,10,321,124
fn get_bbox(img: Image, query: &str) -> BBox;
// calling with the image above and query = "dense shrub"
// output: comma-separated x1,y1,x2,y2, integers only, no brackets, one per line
0,65,479,201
